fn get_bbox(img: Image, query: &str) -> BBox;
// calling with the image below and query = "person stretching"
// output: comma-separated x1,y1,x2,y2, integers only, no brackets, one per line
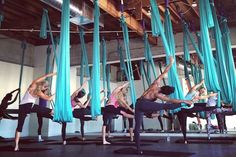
134,56,192,154
14,72,56,151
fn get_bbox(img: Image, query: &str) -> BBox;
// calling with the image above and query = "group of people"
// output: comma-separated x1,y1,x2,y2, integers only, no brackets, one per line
0,56,222,153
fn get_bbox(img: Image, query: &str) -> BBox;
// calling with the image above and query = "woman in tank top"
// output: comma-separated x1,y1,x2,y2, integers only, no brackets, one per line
14,72,56,151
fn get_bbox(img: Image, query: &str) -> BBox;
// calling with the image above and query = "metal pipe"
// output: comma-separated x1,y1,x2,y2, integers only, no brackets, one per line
0,28,152,34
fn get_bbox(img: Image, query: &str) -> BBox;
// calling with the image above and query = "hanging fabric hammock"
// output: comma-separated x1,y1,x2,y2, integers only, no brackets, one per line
139,60,147,91
101,37,107,105
120,14,137,106
183,25,192,88
117,40,129,80
211,2,232,105
91,0,101,117
182,22,203,63
79,28,91,95
144,32,157,80
0,14,3,28
39,9,58,65
199,0,221,107
220,18,236,111
18,41,27,103
150,0,185,111
106,64,111,98
54,0,72,122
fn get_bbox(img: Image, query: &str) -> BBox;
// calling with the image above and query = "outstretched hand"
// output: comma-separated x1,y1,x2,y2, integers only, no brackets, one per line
169,56,174,64
184,100,193,107
200,79,204,84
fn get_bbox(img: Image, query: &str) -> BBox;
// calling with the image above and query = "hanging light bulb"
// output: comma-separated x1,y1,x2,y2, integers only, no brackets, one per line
192,0,197,7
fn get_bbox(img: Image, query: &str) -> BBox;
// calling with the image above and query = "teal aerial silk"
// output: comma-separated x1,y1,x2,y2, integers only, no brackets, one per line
182,22,203,63
221,18,236,111
54,0,72,122
45,46,51,75
106,64,111,98
191,64,202,85
183,26,192,88
199,0,221,107
117,41,128,80
18,41,27,103
40,9,47,39
150,0,185,111
120,15,137,106
0,14,3,28
79,28,91,94
144,32,158,79
39,9,58,65
102,37,107,105
140,60,147,90
91,0,101,117
158,62,166,85
211,2,232,104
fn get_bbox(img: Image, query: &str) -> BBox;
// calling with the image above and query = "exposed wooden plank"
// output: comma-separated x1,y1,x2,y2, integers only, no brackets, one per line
159,5,178,24
93,0,157,45
142,8,164,22
184,0,199,18
169,5,181,21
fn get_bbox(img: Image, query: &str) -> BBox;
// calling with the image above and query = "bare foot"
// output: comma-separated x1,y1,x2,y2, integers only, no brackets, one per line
130,137,134,142
14,145,19,151
50,110,54,116
103,141,111,145
63,140,67,145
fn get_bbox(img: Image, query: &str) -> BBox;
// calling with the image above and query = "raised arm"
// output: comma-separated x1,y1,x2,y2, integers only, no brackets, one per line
100,96,107,104
198,92,217,100
82,97,91,108
113,82,129,94
32,72,56,84
189,80,204,93
118,94,133,113
156,94,192,106
9,88,20,94
7,91,20,105
71,80,88,98
155,56,174,83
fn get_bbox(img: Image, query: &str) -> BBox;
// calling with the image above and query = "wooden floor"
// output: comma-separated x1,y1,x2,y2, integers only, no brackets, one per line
0,134,236,157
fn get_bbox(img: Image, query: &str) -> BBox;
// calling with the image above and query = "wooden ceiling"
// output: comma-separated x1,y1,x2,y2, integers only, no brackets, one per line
0,0,236,46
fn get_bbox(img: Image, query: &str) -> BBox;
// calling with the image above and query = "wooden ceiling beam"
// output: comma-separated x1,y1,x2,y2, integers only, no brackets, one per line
169,5,181,21
184,0,199,18
92,0,157,45
158,5,178,24
142,8,164,22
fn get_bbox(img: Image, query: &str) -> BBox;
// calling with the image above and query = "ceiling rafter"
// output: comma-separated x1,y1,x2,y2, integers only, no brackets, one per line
92,0,157,45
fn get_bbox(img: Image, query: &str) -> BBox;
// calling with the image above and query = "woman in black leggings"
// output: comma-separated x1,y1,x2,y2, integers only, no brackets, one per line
14,72,56,151
134,57,192,154
61,80,90,144
37,89,53,142
0,88,20,120
102,82,134,144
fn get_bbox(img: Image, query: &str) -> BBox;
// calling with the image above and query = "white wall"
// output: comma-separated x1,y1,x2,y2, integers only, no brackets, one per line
0,61,34,138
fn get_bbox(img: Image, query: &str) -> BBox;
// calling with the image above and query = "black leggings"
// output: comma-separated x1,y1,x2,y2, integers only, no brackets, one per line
144,112,164,130
62,108,92,141
177,103,215,142
102,105,133,127
37,111,53,135
16,103,52,132
134,98,181,151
